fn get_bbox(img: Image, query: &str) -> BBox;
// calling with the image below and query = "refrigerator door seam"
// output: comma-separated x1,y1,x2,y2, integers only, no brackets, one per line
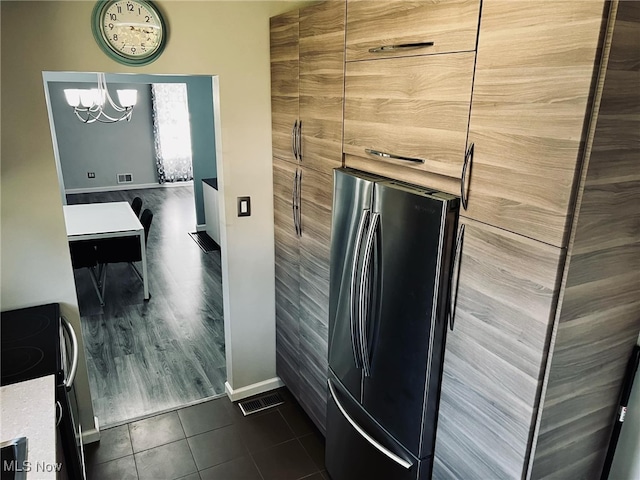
328,378,414,470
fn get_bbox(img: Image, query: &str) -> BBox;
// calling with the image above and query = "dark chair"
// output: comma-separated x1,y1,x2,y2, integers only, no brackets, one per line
96,209,153,300
69,241,104,306
131,197,143,217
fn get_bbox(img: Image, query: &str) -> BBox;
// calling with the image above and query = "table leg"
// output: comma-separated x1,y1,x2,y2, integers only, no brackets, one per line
140,231,149,300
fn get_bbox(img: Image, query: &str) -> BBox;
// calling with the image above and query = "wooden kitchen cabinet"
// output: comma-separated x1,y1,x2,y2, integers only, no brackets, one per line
461,0,607,247
273,158,301,397
433,217,564,479
270,10,299,165
271,1,346,176
434,2,640,478
272,157,333,432
345,0,481,62
344,52,475,181
271,1,344,432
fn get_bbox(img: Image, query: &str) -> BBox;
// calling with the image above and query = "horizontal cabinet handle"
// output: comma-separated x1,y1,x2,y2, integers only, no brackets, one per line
365,149,425,164
369,41,434,53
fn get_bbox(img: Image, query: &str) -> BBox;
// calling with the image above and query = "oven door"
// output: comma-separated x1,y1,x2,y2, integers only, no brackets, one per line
59,317,86,480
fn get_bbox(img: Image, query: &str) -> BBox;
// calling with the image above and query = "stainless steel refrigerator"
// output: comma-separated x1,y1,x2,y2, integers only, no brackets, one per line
326,168,460,480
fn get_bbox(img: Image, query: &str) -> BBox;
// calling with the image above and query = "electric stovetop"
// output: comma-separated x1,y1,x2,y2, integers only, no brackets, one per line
1,303,62,386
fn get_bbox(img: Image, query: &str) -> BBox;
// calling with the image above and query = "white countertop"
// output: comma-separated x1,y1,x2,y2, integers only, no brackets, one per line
1,375,57,479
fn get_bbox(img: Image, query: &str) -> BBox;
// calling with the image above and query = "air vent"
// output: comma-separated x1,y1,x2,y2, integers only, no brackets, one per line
117,173,133,184
238,392,284,416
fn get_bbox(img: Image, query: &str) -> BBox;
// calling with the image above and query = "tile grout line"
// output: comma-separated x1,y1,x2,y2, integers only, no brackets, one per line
127,423,142,480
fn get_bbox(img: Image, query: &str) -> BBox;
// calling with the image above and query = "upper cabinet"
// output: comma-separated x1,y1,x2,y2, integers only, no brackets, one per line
345,0,481,61
270,10,299,166
344,52,475,183
271,1,346,176
462,0,606,247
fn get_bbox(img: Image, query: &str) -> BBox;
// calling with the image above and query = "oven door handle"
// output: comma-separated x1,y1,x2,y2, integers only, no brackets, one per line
61,316,78,390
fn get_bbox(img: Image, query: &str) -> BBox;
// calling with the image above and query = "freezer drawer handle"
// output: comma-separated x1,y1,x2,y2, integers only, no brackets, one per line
359,212,379,377
448,224,465,331
328,379,413,470
365,149,425,164
369,41,434,53
350,209,370,369
61,316,79,391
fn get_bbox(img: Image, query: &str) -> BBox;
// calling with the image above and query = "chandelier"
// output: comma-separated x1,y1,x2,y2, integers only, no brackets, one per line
63,73,137,124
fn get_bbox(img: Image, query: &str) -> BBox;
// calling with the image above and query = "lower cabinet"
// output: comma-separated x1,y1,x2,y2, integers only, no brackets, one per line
273,157,333,432
433,217,564,479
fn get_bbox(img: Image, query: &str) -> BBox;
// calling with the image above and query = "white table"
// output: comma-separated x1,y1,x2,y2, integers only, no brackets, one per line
63,202,149,300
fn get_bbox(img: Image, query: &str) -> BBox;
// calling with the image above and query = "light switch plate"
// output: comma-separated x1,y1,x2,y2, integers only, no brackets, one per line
237,196,251,217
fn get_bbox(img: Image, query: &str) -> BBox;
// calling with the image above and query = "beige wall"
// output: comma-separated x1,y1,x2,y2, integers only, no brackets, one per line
1,0,311,432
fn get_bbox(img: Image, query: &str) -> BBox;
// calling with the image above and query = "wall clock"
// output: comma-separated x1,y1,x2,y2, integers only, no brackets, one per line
92,0,167,66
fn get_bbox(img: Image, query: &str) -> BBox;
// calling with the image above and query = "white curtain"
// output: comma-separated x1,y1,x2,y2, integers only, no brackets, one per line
151,83,193,183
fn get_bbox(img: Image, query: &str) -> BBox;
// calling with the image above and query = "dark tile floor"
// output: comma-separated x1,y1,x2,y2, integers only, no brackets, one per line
84,389,330,480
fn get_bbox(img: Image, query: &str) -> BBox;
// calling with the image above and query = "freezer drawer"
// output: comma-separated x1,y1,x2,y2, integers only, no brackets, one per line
326,376,431,480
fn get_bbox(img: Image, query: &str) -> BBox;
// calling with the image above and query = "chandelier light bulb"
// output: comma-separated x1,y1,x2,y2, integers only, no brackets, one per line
65,73,136,123
117,90,138,108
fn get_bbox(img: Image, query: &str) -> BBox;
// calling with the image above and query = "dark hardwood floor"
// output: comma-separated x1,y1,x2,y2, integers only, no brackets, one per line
67,184,226,428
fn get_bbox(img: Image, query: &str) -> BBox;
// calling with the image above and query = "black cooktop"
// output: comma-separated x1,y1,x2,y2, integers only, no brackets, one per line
1,303,62,386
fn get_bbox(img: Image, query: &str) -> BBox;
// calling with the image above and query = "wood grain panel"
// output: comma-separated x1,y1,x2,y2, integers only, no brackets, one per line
345,0,480,61
464,0,607,247
530,3,640,476
271,10,299,164
273,158,302,396
299,0,346,175
433,218,563,479
298,168,333,433
344,52,474,180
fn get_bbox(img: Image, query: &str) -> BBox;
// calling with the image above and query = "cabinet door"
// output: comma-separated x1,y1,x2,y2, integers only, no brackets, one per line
346,0,481,62
463,0,606,247
298,1,346,176
298,167,333,432
433,218,564,479
270,10,299,165
344,53,475,181
273,157,301,395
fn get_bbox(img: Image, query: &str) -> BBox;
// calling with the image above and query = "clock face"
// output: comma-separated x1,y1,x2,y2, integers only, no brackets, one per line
93,0,166,65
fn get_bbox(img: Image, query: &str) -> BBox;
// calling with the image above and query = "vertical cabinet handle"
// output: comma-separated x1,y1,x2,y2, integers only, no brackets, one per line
292,169,299,235
461,143,473,210
448,224,465,331
291,120,298,160
297,121,303,162
359,212,379,377
297,169,303,236
350,210,370,369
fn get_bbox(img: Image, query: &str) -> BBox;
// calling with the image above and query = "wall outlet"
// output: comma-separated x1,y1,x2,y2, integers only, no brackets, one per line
87,172,95,178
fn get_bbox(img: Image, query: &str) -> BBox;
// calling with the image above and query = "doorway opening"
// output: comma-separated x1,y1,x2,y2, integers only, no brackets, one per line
43,71,226,428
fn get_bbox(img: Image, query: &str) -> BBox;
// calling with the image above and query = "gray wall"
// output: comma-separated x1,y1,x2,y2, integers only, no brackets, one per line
49,81,158,189
47,73,217,225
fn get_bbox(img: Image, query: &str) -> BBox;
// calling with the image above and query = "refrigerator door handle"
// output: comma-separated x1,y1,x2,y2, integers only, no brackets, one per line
328,379,413,470
350,209,370,369
359,212,379,377
448,224,465,331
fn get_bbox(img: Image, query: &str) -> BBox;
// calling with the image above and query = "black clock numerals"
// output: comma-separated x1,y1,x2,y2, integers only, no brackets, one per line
127,2,134,12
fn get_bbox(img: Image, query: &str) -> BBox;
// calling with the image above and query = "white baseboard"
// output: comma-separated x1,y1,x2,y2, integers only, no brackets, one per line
225,377,284,402
65,180,193,195
81,416,101,444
